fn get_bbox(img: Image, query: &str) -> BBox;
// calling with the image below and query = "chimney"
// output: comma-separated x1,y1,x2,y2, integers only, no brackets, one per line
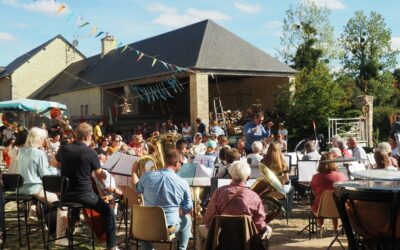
101,34,117,56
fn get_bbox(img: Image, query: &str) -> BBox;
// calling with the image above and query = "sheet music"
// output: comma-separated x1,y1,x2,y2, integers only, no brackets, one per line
110,154,139,176
298,161,318,182
193,164,214,186
177,163,196,185
193,155,217,168
102,152,122,170
348,162,367,173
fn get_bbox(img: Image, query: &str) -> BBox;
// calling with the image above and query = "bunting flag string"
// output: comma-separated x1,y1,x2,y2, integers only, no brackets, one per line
61,70,187,104
52,1,196,74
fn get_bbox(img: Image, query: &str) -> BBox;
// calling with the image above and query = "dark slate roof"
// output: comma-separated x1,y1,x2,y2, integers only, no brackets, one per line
0,35,85,78
0,67,4,74
37,20,295,98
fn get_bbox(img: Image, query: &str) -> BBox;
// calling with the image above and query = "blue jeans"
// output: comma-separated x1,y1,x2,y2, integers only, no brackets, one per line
63,192,116,249
141,214,192,250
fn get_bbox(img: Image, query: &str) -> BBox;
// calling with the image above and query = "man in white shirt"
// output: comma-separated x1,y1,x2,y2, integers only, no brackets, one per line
347,137,367,160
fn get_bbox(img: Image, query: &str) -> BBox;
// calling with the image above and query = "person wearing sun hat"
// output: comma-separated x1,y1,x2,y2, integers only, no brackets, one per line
190,132,207,156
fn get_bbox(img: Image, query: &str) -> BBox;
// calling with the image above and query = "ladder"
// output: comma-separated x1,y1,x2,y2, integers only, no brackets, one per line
213,97,227,133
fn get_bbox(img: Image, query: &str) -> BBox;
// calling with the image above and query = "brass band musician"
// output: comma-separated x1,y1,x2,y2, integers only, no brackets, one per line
198,161,271,248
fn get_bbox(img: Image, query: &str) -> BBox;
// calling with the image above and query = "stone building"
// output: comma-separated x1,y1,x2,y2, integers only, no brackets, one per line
33,20,295,129
0,35,85,101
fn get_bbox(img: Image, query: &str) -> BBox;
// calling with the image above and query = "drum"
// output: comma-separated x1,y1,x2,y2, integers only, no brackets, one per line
334,180,400,249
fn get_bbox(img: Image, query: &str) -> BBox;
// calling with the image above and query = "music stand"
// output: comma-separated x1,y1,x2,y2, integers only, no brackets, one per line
107,153,138,248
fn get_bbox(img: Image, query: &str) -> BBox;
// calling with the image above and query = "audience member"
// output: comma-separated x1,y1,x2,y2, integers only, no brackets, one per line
210,120,225,137
190,133,207,156
181,121,192,143
196,118,206,136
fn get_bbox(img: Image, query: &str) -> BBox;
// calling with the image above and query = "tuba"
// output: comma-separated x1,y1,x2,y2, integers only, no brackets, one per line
132,132,182,205
134,132,183,177
250,163,286,223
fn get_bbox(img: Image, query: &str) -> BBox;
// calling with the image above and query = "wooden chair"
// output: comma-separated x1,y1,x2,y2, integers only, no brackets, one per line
130,205,177,250
204,215,267,250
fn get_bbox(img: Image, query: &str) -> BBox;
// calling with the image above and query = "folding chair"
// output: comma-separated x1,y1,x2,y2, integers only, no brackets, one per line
130,205,177,250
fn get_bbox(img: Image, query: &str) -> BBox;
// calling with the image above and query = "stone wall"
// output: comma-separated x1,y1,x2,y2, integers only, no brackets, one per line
208,76,291,111
0,77,11,101
47,87,101,118
11,37,83,99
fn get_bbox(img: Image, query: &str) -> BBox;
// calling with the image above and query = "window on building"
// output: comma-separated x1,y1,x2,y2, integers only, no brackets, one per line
85,105,89,117
80,105,84,117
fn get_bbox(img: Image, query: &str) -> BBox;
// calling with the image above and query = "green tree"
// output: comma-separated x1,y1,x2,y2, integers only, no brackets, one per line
339,11,398,92
279,0,335,69
276,63,345,140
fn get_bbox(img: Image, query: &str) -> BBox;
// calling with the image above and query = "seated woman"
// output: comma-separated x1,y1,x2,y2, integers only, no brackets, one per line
198,161,270,248
374,149,398,171
246,141,263,178
261,142,294,211
17,127,66,237
310,153,347,233
377,142,398,169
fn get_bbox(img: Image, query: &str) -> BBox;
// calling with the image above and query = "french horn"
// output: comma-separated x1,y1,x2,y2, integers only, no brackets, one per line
250,163,286,223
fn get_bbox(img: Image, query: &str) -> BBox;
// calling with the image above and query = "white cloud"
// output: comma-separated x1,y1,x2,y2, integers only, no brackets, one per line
2,0,68,15
147,3,231,28
265,21,281,29
309,0,346,10
0,32,16,42
234,2,262,13
146,3,176,14
391,37,400,50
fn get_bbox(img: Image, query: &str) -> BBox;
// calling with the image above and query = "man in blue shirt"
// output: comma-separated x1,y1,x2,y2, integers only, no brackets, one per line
244,112,270,154
134,149,193,250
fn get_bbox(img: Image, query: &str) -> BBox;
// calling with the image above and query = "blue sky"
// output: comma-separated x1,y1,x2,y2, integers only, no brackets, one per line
1,0,400,67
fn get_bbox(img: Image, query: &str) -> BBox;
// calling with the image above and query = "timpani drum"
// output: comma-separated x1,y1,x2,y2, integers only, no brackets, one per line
334,180,400,250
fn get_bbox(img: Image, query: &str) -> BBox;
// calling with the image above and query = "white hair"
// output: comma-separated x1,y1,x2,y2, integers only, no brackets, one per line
331,135,342,142
378,142,392,154
251,141,263,154
329,147,341,157
25,127,48,148
228,161,251,182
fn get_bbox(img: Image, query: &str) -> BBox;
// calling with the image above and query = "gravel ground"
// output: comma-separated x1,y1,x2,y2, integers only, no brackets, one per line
2,197,341,249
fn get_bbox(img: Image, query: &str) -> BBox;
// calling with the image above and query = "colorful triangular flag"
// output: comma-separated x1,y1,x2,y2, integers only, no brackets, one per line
95,31,104,38
151,58,157,67
56,4,66,14
137,53,144,61
78,21,90,28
